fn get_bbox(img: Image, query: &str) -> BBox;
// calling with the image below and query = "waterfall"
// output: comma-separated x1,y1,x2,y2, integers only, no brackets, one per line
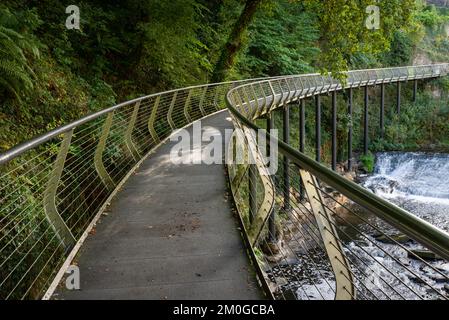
364,152,449,203
363,152,449,232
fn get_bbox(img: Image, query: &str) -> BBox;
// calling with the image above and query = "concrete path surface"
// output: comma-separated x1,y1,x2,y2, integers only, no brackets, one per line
53,110,263,300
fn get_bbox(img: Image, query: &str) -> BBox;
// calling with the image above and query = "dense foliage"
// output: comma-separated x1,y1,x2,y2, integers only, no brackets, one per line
1,0,449,300
0,0,447,154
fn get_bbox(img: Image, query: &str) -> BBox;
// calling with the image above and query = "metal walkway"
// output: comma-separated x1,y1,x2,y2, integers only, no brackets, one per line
2,65,449,300
53,111,262,300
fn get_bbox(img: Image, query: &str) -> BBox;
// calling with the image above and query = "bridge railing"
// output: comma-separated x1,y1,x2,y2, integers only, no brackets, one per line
226,64,449,300
1,64,448,300
0,76,286,300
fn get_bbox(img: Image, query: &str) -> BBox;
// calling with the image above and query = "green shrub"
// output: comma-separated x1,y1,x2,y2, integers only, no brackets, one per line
360,152,375,173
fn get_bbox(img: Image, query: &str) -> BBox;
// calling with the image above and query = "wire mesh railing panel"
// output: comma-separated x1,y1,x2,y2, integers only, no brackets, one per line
1,65,448,300
0,140,65,300
1,76,282,299
226,64,449,300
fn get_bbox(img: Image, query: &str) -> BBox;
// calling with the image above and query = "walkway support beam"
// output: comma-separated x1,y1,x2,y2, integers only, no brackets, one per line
364,86,369,155
299,99,306,201
267,113,276,241
315,95,321,163
347,88,353,171
380,83,385,139
283,105,290,211
331,91,337,171
397,81,401,114
413,79,418,102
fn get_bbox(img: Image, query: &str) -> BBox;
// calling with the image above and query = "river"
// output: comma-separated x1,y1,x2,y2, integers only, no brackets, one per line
363,152,449,233
268,152,449,300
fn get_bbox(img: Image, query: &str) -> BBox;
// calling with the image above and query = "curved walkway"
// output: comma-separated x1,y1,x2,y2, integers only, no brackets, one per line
53,111,263,300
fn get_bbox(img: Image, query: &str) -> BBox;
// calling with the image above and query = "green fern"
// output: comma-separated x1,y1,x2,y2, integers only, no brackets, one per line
0,11,39,100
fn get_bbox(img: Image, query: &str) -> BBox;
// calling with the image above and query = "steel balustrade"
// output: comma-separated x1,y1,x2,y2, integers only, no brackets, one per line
226,64,449,300
0,76,284,300
0,65,448,300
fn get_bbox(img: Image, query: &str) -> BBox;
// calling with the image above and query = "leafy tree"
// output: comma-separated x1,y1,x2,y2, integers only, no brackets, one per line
213,0,416,81
302,0,415,78
212,0,269,82
131,0,213,90
238,0,319,77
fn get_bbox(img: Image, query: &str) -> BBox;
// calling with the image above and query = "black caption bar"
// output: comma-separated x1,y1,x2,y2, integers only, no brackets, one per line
1,300,445,319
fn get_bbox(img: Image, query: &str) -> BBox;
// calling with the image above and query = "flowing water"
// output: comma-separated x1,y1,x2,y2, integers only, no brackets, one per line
268,152,449,300
364,152,449,233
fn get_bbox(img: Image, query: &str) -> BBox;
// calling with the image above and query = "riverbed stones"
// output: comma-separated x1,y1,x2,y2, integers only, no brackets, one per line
408,249,441,261
374,233,412,244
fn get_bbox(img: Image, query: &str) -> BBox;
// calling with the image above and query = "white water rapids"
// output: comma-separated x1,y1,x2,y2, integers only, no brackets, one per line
269,152,449,300
363,152,449,232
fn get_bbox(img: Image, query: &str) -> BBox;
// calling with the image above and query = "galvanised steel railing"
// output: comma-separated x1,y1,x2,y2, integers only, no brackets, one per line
226,64,449,300
1,64,448,300
0,76,286,300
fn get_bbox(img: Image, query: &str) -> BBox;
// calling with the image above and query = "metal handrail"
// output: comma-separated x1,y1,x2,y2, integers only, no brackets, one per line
228,104,449,261
1,64,449,300
0,76,285,165
226,64,449,300
0,75,289,300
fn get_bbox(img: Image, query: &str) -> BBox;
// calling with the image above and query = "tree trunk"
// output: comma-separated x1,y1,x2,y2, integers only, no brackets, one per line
211,0,263,83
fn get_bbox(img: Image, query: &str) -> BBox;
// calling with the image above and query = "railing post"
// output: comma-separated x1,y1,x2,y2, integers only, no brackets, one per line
300,170,355,300
331,91,337,171
347,88,353,171
43,129,76,250
184,89,193,123
283,105,290,211
299,99,305,201
213,86,221,111
315,95,321,162
167,91,178,130
396,81,401,114
299,99,306,154
364,86,369,155
248,163,257,224
94,112,116,191
268,80,276,111
199,86,208,117
260,82,268,112
243,87,256,119
413,79,418,102
267,113,276,241
125,101,141,161
250,84,260,117
149,96,161,143
380,83,385,139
